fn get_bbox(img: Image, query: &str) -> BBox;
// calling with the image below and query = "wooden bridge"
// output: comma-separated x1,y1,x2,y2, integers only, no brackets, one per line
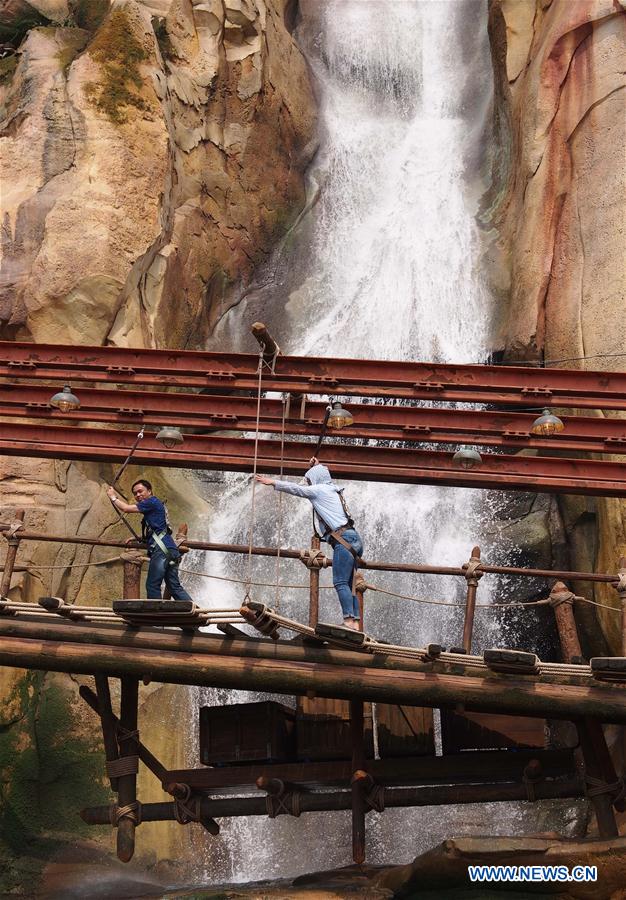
1,327,626,866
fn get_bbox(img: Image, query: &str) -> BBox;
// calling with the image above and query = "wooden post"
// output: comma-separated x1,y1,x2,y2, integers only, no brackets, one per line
461,546,482,653
355,574,365,633
308,534,320,627
251,322,280,365
116,675,139,862
549,582,583,661
549,581,620,835
123,557,142,600
94,675,121,792
614,557,626,657
350,698,366,865
0,509,25,597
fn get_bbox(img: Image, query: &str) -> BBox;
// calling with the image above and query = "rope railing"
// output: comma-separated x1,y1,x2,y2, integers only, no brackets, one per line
1,518,624,654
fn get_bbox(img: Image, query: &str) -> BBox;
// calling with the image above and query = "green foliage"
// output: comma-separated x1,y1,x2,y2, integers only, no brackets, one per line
0,673,110,866
0,55,17,86
0,12,48,48
84,8,150,125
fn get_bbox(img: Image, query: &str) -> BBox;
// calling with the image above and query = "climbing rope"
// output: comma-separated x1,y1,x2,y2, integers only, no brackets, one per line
273,394,287,611
245,346,265,600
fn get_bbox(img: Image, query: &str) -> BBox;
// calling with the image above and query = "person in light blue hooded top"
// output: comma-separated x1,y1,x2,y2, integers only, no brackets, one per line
256,457,364,629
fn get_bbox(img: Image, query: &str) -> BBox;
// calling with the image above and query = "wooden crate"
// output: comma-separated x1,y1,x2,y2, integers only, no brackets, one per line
440,709,546,754
376,704,435,758
296,697,374,761
200,701,296,765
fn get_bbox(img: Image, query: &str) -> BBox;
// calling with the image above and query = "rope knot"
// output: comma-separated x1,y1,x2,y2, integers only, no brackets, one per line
299,549,328,569
266,790,301,818
113,801,142,826
614,572,626,594
174,795,201,825
5,519,25,540
462,557,483,581
548,582,576,608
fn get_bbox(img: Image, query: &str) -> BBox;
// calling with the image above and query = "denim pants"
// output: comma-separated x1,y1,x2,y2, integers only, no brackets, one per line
145,546,192,601
330,528,363,619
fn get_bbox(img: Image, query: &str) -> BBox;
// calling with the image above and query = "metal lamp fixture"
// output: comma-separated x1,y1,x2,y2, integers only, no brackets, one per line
327,399,354,430
452,447,483,470
156,425,184,449
49,384,80,412
530,408,564,437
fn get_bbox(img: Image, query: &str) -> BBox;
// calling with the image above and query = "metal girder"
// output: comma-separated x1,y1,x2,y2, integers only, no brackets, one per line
2,340,626,408
2,421,626,496
1,383,626,454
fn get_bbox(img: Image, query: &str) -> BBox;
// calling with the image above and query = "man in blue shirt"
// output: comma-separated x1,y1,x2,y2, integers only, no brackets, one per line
106,479,192,601
256,458,363,629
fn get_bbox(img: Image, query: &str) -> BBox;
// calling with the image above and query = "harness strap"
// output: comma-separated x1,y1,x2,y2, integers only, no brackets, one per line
151,530,176,566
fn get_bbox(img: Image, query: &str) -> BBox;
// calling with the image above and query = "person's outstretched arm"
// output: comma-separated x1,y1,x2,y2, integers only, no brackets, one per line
255,475,319,498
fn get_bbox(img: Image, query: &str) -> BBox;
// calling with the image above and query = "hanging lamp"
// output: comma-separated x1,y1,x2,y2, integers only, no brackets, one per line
49,385,80,412
530,408,564,437
156,426,184,449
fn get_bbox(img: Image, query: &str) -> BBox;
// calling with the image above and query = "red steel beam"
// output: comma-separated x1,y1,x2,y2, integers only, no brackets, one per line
1,341,626,409
2,421,626,496
1,383,626,455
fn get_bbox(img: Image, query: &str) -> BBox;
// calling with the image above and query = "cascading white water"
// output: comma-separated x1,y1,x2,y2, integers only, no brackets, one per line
192,0,579,883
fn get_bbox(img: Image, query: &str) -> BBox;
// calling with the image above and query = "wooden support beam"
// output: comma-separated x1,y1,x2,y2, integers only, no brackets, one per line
549,582,622,831
308,534,320,628
165,748,577,792
462,546,482,653
81,776,584,826
0,509,24,596
350,699,366,864
117,676,139,863
79,685,168,783
93,676,120,792
2,633,626,722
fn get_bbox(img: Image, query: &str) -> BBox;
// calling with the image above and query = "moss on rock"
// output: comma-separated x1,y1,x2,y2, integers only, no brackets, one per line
0,671,110,891
84,7,151,125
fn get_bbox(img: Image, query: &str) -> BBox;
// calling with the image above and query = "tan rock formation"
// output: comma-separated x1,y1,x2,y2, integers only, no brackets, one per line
0,0,317,881
487,0,626,650
0,0,316,346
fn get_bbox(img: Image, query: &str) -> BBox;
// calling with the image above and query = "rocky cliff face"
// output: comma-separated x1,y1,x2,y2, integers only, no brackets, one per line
0,0,316,887
0,0,316,347
485,0,626,650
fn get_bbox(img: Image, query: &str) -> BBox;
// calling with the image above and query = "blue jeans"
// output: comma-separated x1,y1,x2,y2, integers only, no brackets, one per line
330,528,363,620
145,546,192,601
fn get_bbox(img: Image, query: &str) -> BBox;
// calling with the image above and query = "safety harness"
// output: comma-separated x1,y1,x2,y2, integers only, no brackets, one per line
142,502,176,567
313,490,362,597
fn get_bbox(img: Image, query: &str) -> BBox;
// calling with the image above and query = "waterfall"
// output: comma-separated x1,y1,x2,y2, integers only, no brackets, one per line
191,0,564,883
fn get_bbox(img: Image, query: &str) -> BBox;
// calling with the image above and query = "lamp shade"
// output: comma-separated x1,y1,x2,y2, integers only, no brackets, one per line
530,408,564,436
452,447,483,470
327,400,354,429
49,385,80,412
156,426,184,449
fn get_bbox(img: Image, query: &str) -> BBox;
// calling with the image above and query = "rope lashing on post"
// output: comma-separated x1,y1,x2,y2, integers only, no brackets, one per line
116,724,139,746
106,756,139,778
110,801,142,826
4,519,25,539
462,556,483,582
265,790,301,819
299,548,329,569
174,794,202,825
585,774,626,805
365,783,385,813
